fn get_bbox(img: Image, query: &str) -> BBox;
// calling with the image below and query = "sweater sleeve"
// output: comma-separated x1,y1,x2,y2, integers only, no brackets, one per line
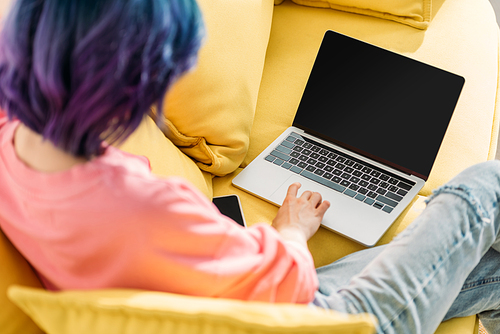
135,178,319,304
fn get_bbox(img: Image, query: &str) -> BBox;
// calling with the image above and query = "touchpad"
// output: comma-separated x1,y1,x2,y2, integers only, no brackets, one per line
269,175,333,206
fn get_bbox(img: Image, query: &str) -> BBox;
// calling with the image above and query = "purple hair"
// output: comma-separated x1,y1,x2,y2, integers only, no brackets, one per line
0,0,204,158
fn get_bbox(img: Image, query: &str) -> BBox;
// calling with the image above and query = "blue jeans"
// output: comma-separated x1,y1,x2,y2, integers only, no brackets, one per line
312,161,500,334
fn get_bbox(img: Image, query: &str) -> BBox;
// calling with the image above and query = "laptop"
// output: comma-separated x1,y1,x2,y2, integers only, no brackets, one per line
233,30,465,247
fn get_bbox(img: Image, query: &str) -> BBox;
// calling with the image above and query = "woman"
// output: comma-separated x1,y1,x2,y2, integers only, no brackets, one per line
0,1,499,333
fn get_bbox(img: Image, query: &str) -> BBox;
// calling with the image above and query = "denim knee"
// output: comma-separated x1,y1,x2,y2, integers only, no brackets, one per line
425,161,500,225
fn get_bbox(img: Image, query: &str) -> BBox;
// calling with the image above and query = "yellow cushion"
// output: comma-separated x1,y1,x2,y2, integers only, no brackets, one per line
275,0,431,29
159,0,273,176
8,286,377,334
0,231,43,334
118,116,213,199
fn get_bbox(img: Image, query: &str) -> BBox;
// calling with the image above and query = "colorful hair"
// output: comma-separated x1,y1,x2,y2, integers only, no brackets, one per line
0,0,204,158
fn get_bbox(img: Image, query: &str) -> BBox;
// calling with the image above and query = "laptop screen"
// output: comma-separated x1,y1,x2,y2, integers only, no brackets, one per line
293,30,465,180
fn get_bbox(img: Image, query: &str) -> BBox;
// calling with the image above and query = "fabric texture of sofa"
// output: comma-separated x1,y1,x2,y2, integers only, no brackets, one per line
1,0,500,333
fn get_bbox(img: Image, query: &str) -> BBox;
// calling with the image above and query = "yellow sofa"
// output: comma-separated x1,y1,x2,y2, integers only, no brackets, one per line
2,0,499,333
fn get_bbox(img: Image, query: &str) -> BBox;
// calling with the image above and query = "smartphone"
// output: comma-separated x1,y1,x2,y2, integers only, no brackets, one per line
212,194,246,227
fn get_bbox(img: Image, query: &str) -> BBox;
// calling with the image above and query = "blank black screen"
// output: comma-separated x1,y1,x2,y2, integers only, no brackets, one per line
293,31,465,179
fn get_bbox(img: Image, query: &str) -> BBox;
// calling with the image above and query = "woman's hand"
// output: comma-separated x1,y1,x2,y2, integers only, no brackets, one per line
272,183,330,247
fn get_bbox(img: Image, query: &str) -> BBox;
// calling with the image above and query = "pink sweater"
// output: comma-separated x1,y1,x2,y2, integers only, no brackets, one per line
0,114,318,303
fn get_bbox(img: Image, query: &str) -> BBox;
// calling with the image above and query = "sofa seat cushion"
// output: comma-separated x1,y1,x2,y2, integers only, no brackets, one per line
245,0,500,198
8,286,377,334
159,0,273,176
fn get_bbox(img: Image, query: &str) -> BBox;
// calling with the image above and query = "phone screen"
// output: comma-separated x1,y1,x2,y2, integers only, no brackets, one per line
213,195,246,227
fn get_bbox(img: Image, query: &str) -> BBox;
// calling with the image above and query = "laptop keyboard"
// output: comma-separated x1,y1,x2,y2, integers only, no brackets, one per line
264,132,416,214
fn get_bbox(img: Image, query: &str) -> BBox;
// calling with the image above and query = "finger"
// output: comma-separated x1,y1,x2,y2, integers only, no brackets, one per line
286,182,301,199
317,200,331,216
300,190,313,200
309,192,323,206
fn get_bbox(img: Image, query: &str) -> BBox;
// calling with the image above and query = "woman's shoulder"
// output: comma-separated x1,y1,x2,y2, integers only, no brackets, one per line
96,146,210,207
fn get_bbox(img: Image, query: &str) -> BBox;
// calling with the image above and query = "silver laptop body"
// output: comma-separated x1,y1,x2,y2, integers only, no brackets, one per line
233,30,465,247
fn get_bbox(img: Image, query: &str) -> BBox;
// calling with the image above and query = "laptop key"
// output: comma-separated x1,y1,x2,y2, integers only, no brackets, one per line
298,155,308,161
290,166,303,174
341,173,351,179
276,145,292,154
380,174,389,181
350,176,360,183
265,155,275,162
397,189,408,196
307,158,317,165
315,162,326,169
306,165,316,172
327,153,337,159
311,146,321,152
285,136,296,143
349,184,360,191
314,169,325,176
298,162,307,168
398,182,412,191
389,185,399,192
282,162,292,170
293,146,304,152
273,159,284,166
290,151,300,158
271,150,290,161
364,198,375,205
358,188,368,195
376,195,398,207
373,202,384,210
383,206,393,213
301,170,346,193
323,173,333,180
282,140,295,148
386,192,403,202
332,169,342,176
302,149,312,155
289,158,299,165
361,174,371,181
344,189,356,197
294,139,305,146
355,194,366,201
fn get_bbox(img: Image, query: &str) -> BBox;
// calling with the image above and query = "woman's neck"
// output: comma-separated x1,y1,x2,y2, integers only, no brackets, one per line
14,124,88,173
